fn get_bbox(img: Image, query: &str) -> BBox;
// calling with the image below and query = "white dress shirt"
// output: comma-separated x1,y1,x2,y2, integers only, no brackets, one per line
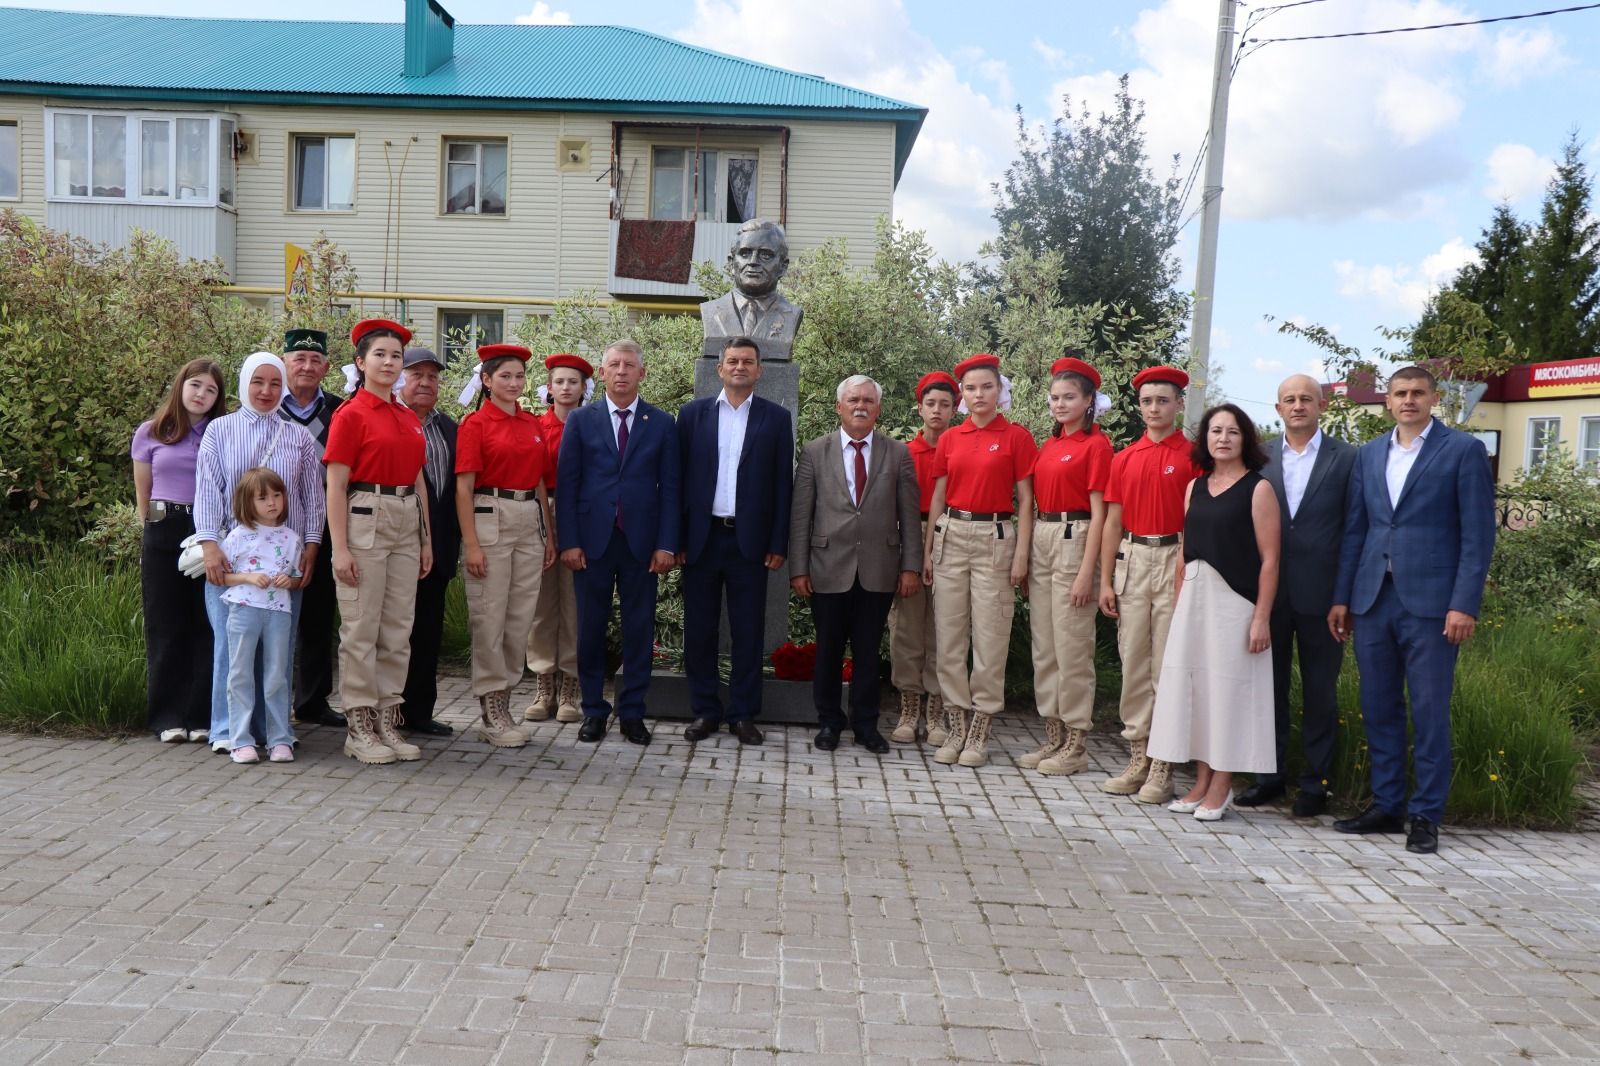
713,390,751,517
1280,428,1322,519
604,394,639,450
839,427,872,502
1385,420,1433,511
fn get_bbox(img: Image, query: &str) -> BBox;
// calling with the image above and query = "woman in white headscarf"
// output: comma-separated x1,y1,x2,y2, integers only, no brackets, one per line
192,352,327,752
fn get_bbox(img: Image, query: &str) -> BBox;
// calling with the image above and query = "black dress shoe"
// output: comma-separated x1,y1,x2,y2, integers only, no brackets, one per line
814,727,841,751
407,719,453,737
619,718,652,745
578,716,607,743
728,721,764,746
1332,805,1405,834
295,705,347,728
1291,791,1328,818
1405,817,1440,854
855,730,890,754
683,718,720,743
1235,780,1286,808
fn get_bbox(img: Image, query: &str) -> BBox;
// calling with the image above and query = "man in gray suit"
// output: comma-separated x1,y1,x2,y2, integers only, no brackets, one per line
1238,374,1357,817
790,375,922,753
698,220,804,361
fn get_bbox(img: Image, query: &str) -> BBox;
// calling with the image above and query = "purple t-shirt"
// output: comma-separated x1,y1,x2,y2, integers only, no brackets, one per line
131,417,209,504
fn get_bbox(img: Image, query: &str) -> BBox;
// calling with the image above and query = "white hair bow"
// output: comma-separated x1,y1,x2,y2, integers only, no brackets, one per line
1094,392,1113,418
957,373,1012,414
536,379,596,407
341,363,404,395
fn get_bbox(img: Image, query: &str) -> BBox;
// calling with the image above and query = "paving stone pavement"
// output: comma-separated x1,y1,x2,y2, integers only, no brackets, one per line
3,672,1600,1065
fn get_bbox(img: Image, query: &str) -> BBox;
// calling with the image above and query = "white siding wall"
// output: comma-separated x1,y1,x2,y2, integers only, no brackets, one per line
46,201,234,271
0,98,49,223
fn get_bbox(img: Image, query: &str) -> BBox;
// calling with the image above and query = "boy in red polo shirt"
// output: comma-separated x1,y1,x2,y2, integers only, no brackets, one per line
1098,365,1201,802
889,371,957,745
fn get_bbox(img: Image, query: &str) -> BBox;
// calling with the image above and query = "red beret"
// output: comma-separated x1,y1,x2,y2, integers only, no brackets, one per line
544,353,594,378
350,318,412,348
953,353,1001,380
915,371,958,400
477,343,532,364
1132,365,1189,391
1050,357,1102,390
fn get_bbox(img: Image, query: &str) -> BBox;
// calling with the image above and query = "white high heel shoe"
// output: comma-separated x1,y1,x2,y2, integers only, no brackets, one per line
1167,796,1203,813
1194,791,1234,822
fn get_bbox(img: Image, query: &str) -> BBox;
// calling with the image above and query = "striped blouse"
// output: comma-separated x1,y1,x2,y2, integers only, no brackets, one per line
194,407,327,544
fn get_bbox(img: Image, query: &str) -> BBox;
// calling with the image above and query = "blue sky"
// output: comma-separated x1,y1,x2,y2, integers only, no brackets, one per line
9,0,1599,423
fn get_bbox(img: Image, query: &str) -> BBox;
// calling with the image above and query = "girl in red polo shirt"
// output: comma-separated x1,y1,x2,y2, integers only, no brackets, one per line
524,353,593,726
457,344,556,747
922,354,1036,769
324,319,434,766
1024,356,1113,777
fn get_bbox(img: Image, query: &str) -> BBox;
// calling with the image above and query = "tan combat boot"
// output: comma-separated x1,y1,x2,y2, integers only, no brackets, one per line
1038,727,1089,776
891,690,922,744
925,694,948,746
957,711,994,768
934,706,969,765
1018,718,1066,770
1102,739,1150,795
478,691,530,748
555,673,582,723
1134,759,1175,804
375,706,422,761
524,672,556,722
343,707,397,765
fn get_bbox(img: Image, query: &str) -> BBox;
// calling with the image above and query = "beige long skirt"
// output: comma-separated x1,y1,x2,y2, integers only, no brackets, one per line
1147,559,1277,773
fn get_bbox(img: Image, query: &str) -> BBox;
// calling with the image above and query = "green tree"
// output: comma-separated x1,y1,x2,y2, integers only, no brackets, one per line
1438,203,1530,343
992,75,1186,352
1513,133,1600,361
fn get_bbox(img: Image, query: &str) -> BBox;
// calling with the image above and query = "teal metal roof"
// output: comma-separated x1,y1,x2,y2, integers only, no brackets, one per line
0,6,926,181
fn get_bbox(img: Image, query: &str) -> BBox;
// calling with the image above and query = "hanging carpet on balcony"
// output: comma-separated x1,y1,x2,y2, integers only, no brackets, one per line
615,219,696,284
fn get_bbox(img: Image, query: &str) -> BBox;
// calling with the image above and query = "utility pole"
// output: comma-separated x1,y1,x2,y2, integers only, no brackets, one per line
1185,0,1238,428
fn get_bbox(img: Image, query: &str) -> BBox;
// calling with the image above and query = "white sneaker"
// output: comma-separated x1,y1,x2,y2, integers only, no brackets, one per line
159,728,186,743
211,740,230,754
187,729,209,743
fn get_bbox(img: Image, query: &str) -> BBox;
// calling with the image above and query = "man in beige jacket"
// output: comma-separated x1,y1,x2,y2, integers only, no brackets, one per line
789,375,922,753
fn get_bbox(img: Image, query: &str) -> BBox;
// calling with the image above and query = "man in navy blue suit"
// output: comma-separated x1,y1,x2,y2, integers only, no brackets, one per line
556,339,681,746
1329,366,1495,854
675,337,794,746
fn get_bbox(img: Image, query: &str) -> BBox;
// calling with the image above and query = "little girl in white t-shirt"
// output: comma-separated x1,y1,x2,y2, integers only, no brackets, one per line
220,467,303,764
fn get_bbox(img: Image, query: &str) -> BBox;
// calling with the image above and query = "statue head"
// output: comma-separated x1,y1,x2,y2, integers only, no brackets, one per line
726,219,790,298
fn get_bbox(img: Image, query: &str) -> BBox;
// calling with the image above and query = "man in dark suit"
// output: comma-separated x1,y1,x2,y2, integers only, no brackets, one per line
789,375,922,753
557,338,681,746
676,337,794,746
278,328,346,728
398,346,459,736
1329,366,1495,854
1239,374,1356,817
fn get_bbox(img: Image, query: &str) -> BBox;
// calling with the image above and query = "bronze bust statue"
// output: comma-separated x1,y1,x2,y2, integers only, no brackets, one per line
699,219,804,361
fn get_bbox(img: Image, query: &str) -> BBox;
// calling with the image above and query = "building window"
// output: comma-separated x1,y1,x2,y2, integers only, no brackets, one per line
47,110,232,205
293,134,355,211
443,139,506,215
1580,416,1600,475
0,120,17,199
1526,416,1561,470
649,147,757,222
438,310,503,364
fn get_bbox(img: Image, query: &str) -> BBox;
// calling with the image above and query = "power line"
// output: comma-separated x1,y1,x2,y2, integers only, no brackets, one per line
1246,2,1600,44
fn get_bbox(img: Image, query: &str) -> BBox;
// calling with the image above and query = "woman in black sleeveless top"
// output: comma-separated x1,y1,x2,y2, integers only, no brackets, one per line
1148,404,1281,822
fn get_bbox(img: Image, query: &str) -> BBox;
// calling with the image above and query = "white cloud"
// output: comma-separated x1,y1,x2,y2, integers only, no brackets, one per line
1251,357,1284,372
1046,0,1495,223
675,0,1016,263
514,3,572,25
1483,143,1554,203
1032,37,1067,67
1334,236,1478,316
1484,28,1566,86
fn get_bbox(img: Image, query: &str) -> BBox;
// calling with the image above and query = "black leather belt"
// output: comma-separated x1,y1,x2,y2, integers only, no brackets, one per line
1036,511,1091,522
149,500,193,516
946,507,1013,521
1123,531,1179,547
919,512,930,521
350,481,414,498
475,487,538,502
713,516,736,528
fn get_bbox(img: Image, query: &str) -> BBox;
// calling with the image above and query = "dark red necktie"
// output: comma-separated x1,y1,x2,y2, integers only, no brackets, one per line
615,408,630,529
852,440,866,507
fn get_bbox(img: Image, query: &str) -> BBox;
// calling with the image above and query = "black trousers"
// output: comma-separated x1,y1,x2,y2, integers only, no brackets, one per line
1268,605,1345,794
810,578,893,734
682,524,768,723
402,564,454,726
141,512,212,734
293,525,336,717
